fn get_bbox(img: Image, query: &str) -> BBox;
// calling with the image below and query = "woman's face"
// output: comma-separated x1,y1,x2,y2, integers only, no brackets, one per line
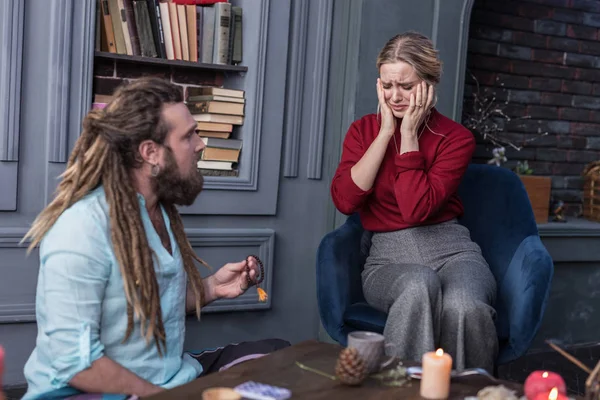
379,61,422,119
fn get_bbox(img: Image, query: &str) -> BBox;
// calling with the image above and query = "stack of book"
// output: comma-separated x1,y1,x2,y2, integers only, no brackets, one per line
90,88,244,177
96,0,243,66
188,86,245,176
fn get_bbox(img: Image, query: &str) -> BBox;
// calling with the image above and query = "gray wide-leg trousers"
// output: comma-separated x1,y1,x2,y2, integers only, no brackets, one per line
361,219,498,372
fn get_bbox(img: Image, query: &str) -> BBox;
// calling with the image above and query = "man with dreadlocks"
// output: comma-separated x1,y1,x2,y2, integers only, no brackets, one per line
21,77,288,399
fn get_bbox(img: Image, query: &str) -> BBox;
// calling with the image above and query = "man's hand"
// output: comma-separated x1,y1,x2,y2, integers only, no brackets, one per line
205,256,260,302
188,256,262,313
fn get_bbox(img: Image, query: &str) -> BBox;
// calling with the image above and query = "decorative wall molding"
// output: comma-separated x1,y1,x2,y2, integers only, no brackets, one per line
0,303,35,323
0,228,33,322
0,164,18,210
538,221,600,264
0,228,29,248
46,0,74,163
186,228,275,312
431,0,441,48
283,0,309,178
203,0,270,191
452,0,475,122
74,0,97,136
0,0,24,162
326,0,363,230
307,0,334,180
539,224,600,238
0,228,275,322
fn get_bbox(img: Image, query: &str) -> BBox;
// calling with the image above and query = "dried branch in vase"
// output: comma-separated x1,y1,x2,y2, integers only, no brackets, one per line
462,72,549,167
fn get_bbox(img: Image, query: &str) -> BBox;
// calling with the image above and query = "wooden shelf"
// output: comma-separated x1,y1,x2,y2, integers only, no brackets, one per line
94,51,248,73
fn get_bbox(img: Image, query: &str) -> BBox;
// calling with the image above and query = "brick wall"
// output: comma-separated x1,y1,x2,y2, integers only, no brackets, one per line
464,0,600,216
92,57,224,103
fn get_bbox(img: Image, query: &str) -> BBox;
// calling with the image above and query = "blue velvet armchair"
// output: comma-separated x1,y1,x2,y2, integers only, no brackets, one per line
316,163,554,365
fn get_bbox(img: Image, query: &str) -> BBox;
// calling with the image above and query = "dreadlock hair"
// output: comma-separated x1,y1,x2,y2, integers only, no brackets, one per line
22,77,209,355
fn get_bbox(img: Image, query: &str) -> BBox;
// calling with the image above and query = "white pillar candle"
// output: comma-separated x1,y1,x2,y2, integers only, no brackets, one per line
420,348,453,399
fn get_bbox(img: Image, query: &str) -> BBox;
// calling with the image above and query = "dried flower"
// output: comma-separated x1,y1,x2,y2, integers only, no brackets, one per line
462,72,548,167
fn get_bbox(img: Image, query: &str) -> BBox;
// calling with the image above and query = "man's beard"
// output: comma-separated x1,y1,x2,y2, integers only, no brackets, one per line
151,148,204,206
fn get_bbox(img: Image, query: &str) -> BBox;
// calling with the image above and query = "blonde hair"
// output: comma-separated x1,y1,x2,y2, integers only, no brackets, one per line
376,31,444,137
376,31,442,86
22,77,208,355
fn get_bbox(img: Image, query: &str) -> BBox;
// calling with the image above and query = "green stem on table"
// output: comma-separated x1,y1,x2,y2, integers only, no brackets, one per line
295,362,337,381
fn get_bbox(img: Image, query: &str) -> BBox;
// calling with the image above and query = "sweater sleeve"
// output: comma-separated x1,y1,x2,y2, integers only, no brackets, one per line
392,128,475,224
330,122,373,215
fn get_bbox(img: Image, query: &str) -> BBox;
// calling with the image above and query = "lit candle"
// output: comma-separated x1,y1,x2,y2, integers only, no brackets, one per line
420,348,453,399
524,370,567,400
533,387,568,400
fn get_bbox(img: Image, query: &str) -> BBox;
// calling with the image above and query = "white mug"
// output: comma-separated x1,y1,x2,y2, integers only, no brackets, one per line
347,331,395,373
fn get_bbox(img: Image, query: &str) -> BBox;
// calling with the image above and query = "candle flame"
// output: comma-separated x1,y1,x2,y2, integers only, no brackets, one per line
548,387,558,400
435,349,444,356
542,371,549,378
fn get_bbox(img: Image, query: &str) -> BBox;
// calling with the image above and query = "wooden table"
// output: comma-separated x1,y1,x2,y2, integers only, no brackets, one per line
147,340,524,399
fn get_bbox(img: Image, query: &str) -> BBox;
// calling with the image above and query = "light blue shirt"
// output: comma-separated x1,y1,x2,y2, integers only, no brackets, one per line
23,186,202,399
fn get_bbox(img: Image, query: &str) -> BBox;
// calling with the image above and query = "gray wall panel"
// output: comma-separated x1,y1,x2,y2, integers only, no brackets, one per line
0,0,24,211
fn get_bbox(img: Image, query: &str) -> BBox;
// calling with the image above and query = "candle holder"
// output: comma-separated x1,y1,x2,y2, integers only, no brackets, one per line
585,360,600,400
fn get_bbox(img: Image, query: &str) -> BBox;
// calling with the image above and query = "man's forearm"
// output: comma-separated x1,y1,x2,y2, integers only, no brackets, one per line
69,356,164,397
186,276,218,314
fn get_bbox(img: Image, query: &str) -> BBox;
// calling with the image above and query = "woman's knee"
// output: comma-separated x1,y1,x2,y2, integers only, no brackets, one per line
392,266,441,301
442,294,496,323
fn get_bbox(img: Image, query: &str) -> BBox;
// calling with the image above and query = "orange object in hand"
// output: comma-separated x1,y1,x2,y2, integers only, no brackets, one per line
247,255,268,303
257,288,268,302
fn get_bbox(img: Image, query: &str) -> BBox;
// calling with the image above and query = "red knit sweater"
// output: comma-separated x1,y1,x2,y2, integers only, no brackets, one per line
331,109,476,232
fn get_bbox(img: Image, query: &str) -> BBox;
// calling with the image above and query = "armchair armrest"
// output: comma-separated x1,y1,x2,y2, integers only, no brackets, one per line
495,235,554,364
316,214,365,344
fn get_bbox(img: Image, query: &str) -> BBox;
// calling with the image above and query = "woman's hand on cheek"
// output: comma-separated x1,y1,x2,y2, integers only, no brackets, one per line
376,78,396,137
400,81,434,137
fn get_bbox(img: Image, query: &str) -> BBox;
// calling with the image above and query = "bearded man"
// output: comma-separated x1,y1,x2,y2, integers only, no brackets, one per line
21,78,288,400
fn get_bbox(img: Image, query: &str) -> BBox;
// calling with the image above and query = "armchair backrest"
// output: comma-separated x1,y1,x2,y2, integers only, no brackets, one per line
457,164,540,291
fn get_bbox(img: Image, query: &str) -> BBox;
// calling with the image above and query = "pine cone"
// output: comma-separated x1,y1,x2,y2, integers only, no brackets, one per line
335,347,368,385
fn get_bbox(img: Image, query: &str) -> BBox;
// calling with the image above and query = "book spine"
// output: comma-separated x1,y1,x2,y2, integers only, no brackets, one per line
100,0,118,53
232,6,242,64
117,0,133,55
226,4,234,64
123,0,141,55
186,5,198,62
177,4,190,60
146,0,167,58
212,2,231,65
196,6,203,61
168,1,182,60
159,1,175,59
200,6,215,63
133,0,158,57
108,0,127,54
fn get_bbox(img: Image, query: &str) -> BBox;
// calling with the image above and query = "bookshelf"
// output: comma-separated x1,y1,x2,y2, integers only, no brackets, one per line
88,0,281,215
93,0,248,182
94,51,248,73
